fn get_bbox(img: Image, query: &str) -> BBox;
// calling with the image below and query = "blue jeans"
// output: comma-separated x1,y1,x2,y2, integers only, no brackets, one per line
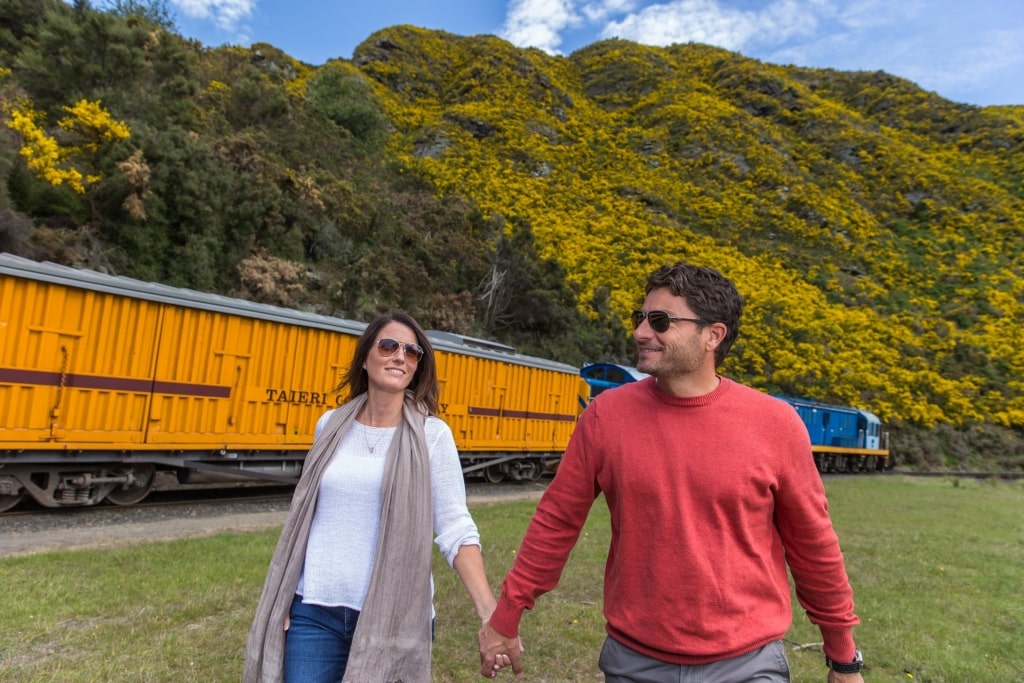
284,595,359,683
283,594,435,682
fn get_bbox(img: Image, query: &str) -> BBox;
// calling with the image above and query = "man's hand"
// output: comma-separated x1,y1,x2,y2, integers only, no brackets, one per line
828,671,864,683
478,621,524,679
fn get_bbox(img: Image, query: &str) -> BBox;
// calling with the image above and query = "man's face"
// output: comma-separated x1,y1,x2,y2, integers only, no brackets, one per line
633,288,709,379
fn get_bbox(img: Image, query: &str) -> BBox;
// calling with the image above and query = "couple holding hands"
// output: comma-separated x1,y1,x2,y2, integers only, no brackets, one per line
244,263,865,683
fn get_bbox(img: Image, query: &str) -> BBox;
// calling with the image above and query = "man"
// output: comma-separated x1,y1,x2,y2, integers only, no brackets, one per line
479,262,865,682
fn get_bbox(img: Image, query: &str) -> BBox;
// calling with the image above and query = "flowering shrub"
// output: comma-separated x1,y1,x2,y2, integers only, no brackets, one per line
353,29,1024,428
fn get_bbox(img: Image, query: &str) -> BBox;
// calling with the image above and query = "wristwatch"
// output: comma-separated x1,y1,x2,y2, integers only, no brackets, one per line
825,649,863,674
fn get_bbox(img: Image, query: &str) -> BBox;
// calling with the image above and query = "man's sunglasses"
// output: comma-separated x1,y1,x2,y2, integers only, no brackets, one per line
631,310,710,333
376,338,425,361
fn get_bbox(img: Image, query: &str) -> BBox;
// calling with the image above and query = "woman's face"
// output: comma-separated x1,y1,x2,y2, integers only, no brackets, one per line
364,321,423,395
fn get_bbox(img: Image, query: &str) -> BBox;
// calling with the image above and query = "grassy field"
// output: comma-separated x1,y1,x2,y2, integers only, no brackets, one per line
1,476,1021,682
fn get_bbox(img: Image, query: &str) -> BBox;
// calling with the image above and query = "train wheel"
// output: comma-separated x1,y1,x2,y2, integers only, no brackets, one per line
483,465,506,484
0,493,25,513
522,461,544,482
104,465,157,506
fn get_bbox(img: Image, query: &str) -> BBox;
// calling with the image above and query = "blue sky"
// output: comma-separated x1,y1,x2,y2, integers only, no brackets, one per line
165,0,1024,107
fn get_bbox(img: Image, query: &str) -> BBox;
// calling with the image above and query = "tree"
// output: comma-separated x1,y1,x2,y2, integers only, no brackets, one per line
5,97,130,193
306,62,388,146
99,0,175,30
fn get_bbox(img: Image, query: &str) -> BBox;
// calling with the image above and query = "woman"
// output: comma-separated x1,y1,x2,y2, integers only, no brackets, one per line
244,312,504,683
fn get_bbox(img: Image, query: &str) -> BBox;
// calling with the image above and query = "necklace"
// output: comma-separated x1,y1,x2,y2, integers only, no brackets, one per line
362,423,388,454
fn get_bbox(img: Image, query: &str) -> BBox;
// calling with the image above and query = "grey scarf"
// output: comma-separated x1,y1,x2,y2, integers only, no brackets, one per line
243,393,434,682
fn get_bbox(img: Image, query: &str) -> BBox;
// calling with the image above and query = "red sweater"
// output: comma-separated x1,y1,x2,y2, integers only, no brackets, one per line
489,376,859,664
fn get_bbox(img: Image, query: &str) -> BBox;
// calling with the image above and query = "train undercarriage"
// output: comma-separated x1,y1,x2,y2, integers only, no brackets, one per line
0,449,305,511
0,450,561,511
0,463,160,511
813,451,889,473
457,453,559,484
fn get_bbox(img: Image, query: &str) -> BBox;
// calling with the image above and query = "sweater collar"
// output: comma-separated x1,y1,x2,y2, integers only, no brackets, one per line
645,374,731,407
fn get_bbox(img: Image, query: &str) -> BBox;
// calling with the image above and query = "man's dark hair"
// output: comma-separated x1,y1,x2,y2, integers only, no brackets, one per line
645,262,744,366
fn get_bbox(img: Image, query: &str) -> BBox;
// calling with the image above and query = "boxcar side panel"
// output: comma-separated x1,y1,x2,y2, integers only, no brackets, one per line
0,273,159,446
434,348,501,451
524,365,578,450
146,306,356,447
497,359,531,450
275,325,356,442
147,305,253,444
461,353,519,451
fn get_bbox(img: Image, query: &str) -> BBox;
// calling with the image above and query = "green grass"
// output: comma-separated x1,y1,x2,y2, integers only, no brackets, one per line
1,476,1022,682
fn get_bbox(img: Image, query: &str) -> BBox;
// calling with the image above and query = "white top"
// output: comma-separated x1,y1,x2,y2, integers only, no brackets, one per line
295,412,481,610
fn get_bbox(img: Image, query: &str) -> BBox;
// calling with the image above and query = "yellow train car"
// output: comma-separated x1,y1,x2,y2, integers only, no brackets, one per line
0,254,586,511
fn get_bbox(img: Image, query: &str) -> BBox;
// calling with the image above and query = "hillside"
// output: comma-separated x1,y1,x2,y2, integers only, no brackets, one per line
1,4,1022,468
352,27,1024,429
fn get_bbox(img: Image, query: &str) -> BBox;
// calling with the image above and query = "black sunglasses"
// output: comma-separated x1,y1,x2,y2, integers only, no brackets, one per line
631,310,710,333
376,338,425,361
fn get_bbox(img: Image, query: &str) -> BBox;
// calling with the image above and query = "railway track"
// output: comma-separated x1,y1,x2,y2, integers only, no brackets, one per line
4,468,1021,518
0,481,295,517
0,476,551,557
3,471,1019,558
888,469,1024,480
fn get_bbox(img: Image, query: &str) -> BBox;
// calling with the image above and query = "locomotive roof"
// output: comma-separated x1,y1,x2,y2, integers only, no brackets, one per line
0,253,579,375
775,394,882,423
581,362,650,381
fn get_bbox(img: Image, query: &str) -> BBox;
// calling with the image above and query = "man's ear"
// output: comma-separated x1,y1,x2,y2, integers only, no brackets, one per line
706,322,727,351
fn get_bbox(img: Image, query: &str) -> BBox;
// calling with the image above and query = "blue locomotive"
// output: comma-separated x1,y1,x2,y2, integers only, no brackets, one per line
580,362,650,400
773,395,889,472
580,363,889,473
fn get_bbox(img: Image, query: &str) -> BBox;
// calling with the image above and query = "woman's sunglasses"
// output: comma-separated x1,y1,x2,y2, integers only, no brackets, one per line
376,337,425,362
631,310,710,333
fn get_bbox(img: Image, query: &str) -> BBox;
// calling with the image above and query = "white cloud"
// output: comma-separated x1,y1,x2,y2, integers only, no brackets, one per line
598,0,819,50
580,0,639,23
499,0,582,53
495,0,1021,104
171,0,256,32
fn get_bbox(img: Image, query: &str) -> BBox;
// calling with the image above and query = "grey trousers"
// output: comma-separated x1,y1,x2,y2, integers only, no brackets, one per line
598,636,792,683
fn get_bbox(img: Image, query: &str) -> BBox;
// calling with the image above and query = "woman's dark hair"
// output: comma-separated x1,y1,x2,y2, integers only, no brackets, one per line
341,312,439,414
645,262,744,366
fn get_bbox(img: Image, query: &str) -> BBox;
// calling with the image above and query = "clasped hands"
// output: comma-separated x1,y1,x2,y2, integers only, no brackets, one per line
478,621,524,679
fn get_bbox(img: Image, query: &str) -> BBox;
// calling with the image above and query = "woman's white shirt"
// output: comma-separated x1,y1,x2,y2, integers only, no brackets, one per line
295,413,480,610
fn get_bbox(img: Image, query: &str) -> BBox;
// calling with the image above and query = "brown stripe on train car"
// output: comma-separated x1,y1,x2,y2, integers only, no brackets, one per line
0,368,231,399
467,406,578,422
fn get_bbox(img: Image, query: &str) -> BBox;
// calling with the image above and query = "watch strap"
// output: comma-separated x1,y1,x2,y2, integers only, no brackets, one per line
825,649,863,673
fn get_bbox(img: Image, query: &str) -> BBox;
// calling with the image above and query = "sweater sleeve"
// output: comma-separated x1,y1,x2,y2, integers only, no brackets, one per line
427,417,482,566
773,409,860,661
489,404,601,637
